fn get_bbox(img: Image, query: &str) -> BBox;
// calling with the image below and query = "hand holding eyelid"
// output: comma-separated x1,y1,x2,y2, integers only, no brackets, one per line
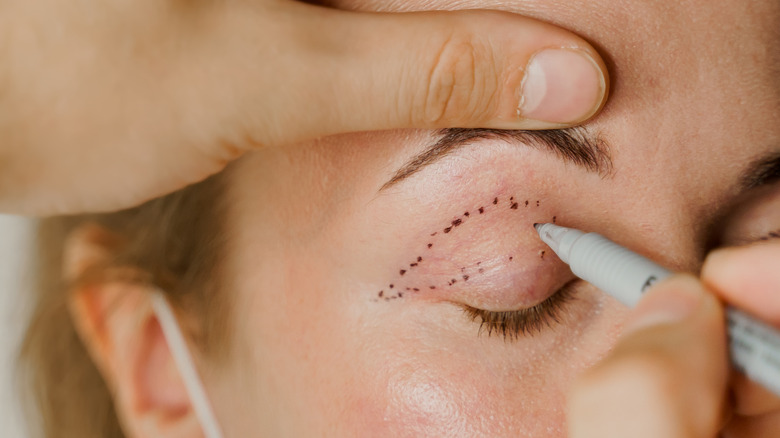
701,243,780,425
567,275,728,438
1,1,608,215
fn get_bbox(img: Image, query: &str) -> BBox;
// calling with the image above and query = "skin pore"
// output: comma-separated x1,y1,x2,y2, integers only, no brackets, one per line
67,0,780,437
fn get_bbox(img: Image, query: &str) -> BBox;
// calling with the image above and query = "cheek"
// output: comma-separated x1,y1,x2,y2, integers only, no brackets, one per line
382,368,495,437
336,300,629,438
227,235,631,438
340,343,571,438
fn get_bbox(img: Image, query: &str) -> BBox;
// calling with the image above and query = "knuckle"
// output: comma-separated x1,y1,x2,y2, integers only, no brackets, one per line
415,33,499,126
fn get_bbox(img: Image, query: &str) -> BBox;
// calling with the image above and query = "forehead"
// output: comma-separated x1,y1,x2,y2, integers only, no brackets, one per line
323,0,780,106
313,0,780,177
232,0,780,243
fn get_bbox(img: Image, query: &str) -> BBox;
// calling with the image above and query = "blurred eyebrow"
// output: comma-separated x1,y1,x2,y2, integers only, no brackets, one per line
380,127,614,191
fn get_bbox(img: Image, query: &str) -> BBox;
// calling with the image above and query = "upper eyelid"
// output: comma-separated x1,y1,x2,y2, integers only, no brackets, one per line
758,230,780,241
706,180,780,250
725,229,780,247
460,280,579,340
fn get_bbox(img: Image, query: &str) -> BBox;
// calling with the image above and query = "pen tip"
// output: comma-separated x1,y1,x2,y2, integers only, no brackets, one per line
533,223,541,231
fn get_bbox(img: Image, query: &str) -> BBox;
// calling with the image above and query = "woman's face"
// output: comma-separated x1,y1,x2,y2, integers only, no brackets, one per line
204,0,780,436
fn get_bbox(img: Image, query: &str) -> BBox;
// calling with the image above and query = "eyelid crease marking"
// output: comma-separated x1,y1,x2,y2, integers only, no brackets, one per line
738,229,780,245
376,195,555,302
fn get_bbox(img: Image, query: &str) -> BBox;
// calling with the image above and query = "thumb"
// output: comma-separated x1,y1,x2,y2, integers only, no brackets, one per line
203,4,609,146
568,275,729,438
702,242,780,326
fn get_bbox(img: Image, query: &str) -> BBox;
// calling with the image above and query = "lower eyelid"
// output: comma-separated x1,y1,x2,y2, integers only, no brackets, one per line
460,280,579,340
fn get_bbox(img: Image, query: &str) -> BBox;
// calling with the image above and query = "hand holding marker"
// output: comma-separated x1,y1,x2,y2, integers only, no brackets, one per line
535,223,780,397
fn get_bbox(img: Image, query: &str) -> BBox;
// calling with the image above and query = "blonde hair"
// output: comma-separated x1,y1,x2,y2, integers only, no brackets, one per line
20,173,232,438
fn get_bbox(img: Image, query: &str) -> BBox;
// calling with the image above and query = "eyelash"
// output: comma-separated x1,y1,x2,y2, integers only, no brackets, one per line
461,282,577,340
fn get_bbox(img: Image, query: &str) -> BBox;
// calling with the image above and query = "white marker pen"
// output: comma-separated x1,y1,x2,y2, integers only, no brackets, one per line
535,222,780,398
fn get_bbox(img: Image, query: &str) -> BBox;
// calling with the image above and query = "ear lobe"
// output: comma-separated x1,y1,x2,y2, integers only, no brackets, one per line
66,224,204,438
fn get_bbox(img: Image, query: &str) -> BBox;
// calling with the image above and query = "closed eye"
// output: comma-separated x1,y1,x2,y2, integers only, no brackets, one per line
460,280,579,340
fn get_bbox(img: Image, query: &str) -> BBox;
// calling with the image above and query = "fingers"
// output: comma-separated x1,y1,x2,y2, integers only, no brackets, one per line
701,242,780,427
702,242,780,326
207,3,609,145
569,275,729,438
0,1,609,214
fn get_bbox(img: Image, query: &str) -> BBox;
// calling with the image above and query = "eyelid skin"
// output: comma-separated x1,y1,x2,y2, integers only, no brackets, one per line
375,192,576,312
367,140,596,336
718,180,780,246
418,253,571,312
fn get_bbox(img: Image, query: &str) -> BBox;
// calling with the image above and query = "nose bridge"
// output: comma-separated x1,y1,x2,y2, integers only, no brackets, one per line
560,130,722,274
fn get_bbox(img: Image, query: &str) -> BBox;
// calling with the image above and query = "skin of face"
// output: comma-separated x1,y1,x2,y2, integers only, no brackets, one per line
183,0,780,436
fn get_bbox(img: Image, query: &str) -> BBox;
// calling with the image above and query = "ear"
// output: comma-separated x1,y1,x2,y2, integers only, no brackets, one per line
65,224,204,438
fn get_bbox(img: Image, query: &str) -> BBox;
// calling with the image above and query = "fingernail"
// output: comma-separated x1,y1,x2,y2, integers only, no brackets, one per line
622,276,704,336
518,48,606,124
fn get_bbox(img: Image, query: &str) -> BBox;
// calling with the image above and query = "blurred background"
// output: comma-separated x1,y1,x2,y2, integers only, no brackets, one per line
1,215,35,438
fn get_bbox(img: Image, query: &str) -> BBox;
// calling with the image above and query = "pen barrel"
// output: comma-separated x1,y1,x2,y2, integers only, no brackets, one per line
727,307,780,397
568,233,780,398
542,224,780,398
567,233,673,307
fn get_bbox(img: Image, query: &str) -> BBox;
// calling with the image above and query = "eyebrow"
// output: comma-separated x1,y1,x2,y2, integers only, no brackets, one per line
380,127,614,191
